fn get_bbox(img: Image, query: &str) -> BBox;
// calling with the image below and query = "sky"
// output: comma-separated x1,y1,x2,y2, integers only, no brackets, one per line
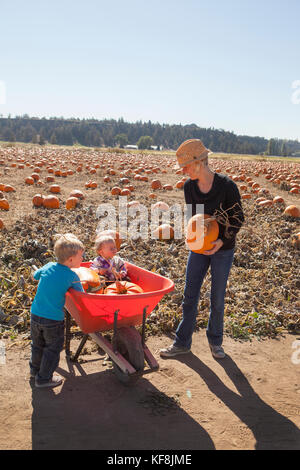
0,0,300,141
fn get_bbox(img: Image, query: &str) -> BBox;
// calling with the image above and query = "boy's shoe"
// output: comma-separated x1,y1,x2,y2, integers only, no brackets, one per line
209,344,225,359
35,375,63,388
160,344,191,358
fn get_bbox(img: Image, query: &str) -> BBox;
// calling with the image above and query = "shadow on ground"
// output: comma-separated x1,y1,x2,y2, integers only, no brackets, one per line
31,356,215,450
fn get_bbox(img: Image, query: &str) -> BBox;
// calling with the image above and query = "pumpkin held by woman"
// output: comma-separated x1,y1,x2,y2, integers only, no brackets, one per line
186,214,219,254
105,280,144,295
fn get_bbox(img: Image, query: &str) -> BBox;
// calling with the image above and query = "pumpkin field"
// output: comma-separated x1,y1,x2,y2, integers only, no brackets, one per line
0,142,299,345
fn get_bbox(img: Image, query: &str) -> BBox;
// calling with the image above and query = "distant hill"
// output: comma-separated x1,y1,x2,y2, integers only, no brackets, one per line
0,115,299,156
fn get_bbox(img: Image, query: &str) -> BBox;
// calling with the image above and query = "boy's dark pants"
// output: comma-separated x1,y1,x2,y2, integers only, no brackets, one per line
30,314,64,384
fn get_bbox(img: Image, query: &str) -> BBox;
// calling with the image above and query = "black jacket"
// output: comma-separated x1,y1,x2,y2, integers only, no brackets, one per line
183,173,244,250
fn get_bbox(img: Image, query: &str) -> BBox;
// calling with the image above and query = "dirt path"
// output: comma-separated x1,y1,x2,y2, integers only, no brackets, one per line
1,330,299,450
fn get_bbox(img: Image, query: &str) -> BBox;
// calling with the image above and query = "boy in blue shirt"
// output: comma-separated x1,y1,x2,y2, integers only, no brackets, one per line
30,233,85,388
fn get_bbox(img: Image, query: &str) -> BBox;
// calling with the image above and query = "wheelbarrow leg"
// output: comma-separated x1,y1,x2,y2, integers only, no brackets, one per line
72,334,89,362
141,306,148,348
64,308,72,356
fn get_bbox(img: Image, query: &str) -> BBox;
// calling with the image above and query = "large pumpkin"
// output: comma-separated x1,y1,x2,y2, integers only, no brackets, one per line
186,214,219,254
72,267,103,293
105,280,144,295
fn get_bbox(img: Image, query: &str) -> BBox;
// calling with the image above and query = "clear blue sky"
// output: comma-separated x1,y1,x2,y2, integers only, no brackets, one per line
1,0,299,141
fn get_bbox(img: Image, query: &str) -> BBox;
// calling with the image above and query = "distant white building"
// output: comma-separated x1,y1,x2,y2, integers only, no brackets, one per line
125,144,138,150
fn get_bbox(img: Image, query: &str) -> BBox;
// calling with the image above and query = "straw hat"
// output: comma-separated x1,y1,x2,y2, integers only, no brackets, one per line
175,139,210,168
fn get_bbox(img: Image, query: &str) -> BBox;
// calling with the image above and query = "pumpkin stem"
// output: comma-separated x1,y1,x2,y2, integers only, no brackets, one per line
115,280,127,294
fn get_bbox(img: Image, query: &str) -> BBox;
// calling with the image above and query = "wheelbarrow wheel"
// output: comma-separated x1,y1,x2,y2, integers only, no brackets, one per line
112,326,145,385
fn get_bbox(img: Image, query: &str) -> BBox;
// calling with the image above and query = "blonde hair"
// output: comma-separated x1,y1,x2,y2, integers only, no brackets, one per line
94,235,115,253
54,233,84,263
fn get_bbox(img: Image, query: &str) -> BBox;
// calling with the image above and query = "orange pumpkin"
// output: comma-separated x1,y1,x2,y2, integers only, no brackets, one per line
175,180,184,189
0,198,9,211
72,267,102,292
111,186,121,195
284,205,300,218
291,232,300,249
49,184,60,194
66,197,79,210
152,224,174,240
69,189,84,199
258,199,273,208
105,280,144,295
43,195,60,209
3,185,16,192
186,214,219,254
0,218,4,229
151,179,162,190
25,177,34,185
32,194,44,207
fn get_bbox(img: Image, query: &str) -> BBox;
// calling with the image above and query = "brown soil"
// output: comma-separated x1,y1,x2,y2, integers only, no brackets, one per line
1,330,299,450
0,147,299,451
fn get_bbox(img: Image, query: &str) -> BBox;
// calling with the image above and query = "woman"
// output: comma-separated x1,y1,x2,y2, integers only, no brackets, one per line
160,139,244,359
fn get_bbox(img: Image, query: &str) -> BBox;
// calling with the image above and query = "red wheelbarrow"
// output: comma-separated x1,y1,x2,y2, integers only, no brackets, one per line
64,262,174,384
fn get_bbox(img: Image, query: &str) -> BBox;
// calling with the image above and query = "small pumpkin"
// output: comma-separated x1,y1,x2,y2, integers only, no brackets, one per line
0,198,9,211
111,186,121,196
43,195,60,209
49,184,61,194
120,188,131,196
257,199,273,208
151,179,162,190
186,214,219,254
152,201,169,212
32,194,44,207
273,196,284,204
152,224,174,240
105,280,144,295
283,205,300,218
69,189,84,199
3,185,16,192
66,196,79,210
175,180,184,189
25,177,34,185
291,232,300,249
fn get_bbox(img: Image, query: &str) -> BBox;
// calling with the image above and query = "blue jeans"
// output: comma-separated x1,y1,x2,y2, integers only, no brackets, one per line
30,314,64,383
174,248,234,349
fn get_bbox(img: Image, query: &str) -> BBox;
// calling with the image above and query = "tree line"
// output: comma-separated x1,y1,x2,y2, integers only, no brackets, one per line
0,115,299,156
